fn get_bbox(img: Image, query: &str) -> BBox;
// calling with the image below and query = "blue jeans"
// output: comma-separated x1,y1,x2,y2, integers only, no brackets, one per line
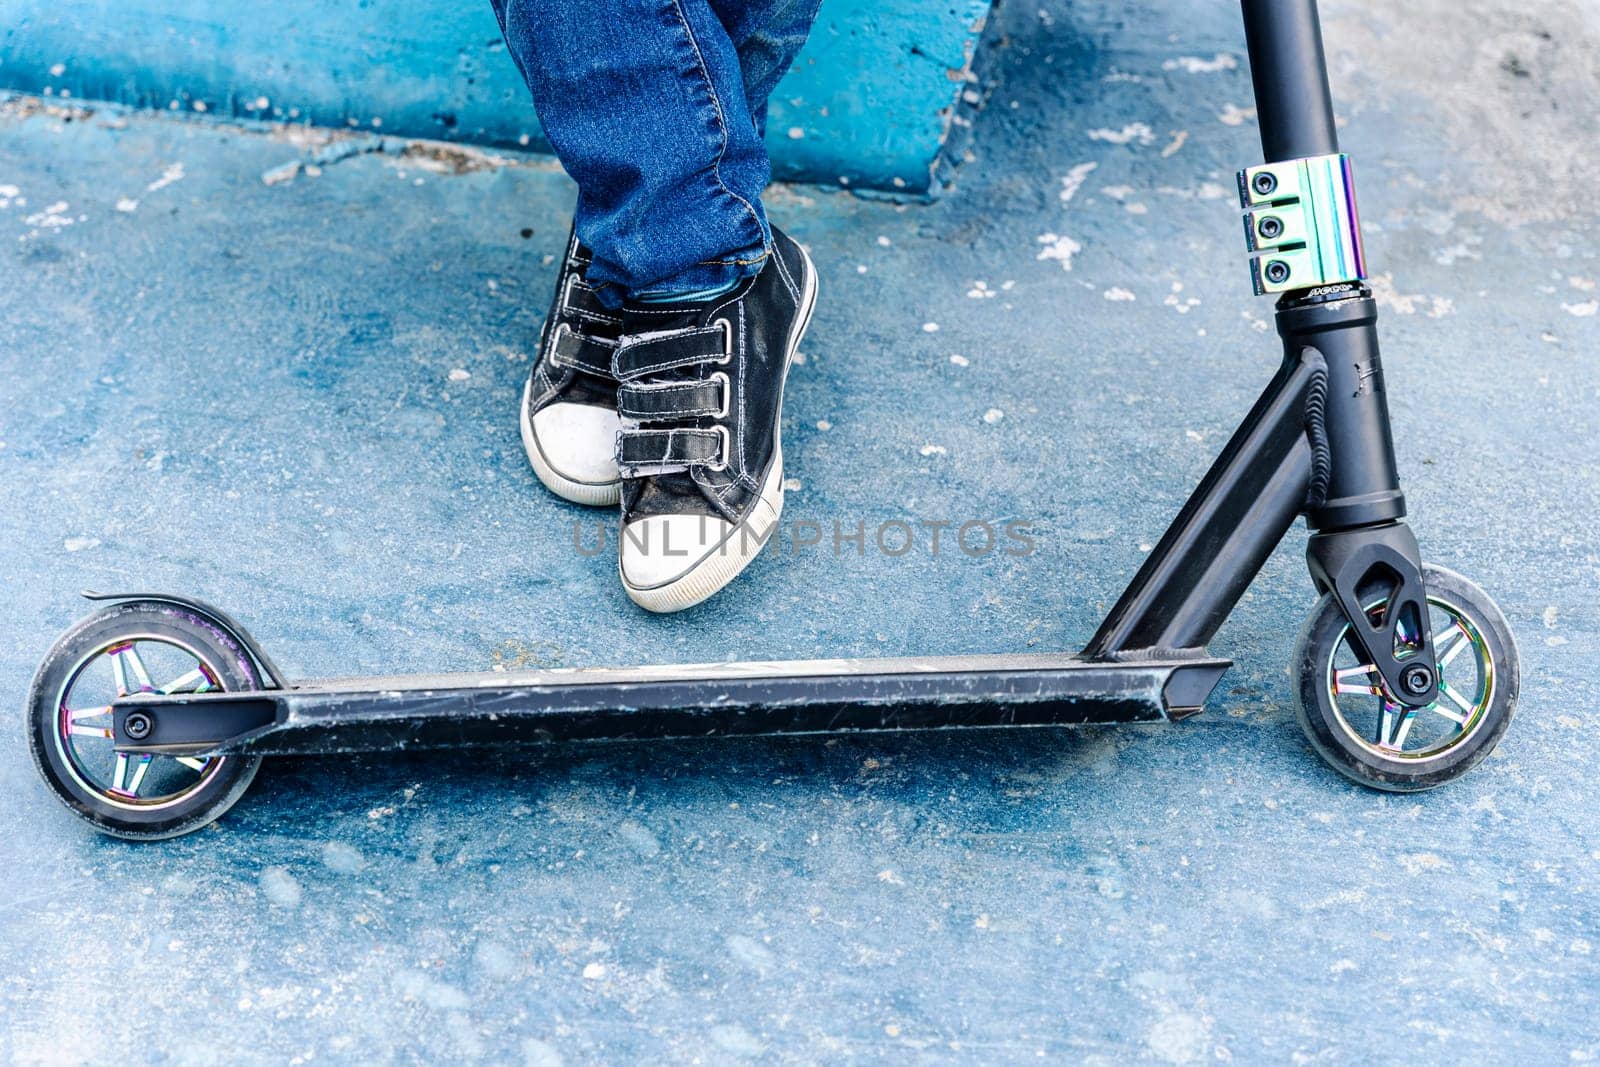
491,0,822,303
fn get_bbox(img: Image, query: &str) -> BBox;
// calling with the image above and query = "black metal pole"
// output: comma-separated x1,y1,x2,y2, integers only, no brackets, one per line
1240,0,1340,162
1084,350,1319,657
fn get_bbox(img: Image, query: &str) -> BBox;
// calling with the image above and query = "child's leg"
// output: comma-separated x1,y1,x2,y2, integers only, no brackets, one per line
493,0,823,611
495,0,775,302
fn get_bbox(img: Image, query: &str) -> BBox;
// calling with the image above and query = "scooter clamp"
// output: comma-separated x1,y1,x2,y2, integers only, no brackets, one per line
1238,153,1366,295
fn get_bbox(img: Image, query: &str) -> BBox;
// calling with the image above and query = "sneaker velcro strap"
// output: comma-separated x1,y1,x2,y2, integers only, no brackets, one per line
612,320,732,380
616,377,726,422
548,324,618,379
617,427,727,471
561,275,618,325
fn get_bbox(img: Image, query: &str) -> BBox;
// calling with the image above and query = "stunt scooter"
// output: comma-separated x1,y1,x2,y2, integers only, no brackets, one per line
26,0,1520,839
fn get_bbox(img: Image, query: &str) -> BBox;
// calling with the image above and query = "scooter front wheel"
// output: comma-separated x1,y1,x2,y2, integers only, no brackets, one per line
27,601,265,839
1292,564,1520,792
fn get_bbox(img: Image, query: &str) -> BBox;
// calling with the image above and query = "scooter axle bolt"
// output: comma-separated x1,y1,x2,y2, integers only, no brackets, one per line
1400,665,1433,696
124,711,154,741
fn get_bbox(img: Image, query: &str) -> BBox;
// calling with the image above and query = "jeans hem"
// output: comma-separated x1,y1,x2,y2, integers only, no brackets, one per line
626,247,768,301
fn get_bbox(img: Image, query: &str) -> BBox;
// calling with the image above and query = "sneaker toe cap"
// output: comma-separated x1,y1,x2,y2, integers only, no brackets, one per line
530,403,621,485
619,514,733,589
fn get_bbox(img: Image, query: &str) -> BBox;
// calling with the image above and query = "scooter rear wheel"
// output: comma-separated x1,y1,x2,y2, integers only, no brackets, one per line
1292,564,1519,791
27,601,265,839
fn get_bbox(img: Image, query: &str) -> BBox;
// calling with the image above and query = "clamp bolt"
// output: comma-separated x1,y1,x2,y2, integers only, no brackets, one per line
1257,215,1284,240
1263,260,1291,285
1400,665,1433,696
124,711,154,741
1252,171,1278,197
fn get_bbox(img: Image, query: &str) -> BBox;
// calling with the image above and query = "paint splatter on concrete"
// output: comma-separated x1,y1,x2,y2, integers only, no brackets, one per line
145,162,184,192
320,841,364,873
259,866,303,908
1218,103,1256,126
1058,161,1099,206
1164,283,1201,314
1368,273,1455,318
1036,232,1082,270
1146,1012,1213,1064
1087,123,1156,146
1162,54,1238,74
708,1025,765,1058
522,1039,564,1066
724,934,776,973
23,200,72,228
617,819,661,857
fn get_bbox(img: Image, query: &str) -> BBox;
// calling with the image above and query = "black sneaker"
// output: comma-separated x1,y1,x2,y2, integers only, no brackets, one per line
519,227,624,506
611,227,818,612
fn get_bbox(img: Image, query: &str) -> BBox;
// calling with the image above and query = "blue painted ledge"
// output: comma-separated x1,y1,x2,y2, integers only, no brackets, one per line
0,0,993,192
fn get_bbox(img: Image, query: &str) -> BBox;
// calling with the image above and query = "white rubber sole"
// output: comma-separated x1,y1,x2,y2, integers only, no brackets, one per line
519,379,622,507
619,247,819,613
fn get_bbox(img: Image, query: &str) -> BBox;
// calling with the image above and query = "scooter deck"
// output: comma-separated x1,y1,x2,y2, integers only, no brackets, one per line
111,651,1232,757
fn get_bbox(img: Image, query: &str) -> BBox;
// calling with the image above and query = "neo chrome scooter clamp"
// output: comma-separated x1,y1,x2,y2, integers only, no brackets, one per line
1239,153,1366,295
